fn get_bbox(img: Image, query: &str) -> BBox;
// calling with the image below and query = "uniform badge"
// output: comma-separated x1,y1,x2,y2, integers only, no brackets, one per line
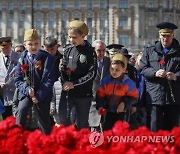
79,54,87,63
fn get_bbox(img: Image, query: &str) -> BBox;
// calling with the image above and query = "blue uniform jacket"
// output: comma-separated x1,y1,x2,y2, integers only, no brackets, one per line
14,50,55,102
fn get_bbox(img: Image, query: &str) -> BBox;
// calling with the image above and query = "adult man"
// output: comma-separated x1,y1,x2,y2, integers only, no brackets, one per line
89,40,111,130
43,36,63,81
106,44,124,58
14,44,25,54
140,22,180,131
0,37,20,119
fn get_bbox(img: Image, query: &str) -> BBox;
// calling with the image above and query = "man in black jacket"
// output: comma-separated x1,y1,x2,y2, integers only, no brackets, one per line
60,20,97,130
140,22,180,131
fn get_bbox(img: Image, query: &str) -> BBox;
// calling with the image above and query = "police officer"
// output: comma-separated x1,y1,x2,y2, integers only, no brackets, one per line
0,37,20,119
140,22,180,131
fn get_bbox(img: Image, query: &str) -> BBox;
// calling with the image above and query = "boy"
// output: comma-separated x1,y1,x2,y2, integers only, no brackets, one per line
60,20,97,130
96,53,139,130
14,29,55,134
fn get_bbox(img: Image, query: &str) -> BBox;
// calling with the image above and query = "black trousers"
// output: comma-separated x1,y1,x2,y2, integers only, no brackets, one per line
148,105,180,132
16,97,52,134
2,105,12,119
59,92,92,130
103,112,125,130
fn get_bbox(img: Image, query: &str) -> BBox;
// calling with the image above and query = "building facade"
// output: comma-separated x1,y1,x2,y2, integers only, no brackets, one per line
0,0,180,52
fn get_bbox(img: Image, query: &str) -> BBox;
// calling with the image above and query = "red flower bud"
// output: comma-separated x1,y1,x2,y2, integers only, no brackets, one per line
99,108,106,115
159,59,165,65
66,68,73,73
20,64,28,70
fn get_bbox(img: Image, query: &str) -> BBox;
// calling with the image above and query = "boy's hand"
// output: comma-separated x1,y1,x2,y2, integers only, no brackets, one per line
63,82,74,91
117,102,125,113
29,88,35,97
31,97,38,104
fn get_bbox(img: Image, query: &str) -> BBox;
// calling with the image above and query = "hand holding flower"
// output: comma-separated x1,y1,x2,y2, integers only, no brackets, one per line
63,81,74,91
32,97,39,104
29,88,35,97
155,69,167,78
166,72,177,81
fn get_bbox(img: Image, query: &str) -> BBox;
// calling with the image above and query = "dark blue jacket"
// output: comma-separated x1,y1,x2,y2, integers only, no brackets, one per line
140,39,180,105
14,50,55,102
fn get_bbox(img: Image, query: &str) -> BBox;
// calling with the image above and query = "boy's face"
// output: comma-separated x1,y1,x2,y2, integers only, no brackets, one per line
24,39,40,54
44,44,58,56
110,63,126,79
68,29,85,46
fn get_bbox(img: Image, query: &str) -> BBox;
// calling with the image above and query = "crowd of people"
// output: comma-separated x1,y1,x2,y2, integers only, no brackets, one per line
0,20,179,134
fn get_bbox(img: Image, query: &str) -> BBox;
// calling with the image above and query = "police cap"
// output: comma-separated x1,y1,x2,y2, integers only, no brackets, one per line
156,22,178,35
121,48,132,59
0,37,12,49
106,44,124,55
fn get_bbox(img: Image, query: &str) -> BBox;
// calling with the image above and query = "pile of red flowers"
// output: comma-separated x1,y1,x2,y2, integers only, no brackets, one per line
0,116,179,153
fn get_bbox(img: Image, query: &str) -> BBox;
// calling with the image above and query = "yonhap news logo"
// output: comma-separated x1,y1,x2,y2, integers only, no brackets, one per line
89,131,104,148
89,131,175,148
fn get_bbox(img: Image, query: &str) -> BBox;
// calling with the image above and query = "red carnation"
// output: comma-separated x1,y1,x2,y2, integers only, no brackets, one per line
159,59,165,65
66,68,73,74
20,64,28,74
98,108,106,115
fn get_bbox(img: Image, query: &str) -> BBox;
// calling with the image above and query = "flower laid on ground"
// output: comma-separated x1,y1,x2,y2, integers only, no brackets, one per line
0,116,179,153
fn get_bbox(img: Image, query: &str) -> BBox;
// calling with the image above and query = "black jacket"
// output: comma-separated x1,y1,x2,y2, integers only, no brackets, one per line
140,39,180,105
61,40,97,97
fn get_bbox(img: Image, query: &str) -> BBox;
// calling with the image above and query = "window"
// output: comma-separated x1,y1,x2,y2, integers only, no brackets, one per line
87,18,92,27
49,1,55,10
7,19,13,28
100,0,106,9
62,1,67,10
36,2,42,10
8,2,13,11
36,19,42,28
119,0,129,9
61,19,67,28
19,19,24,28
74,1,80,10
119,35,129,46
87,1,93,10
100,18,105,28
100,35,105,42
119,16,128,26
48,19,55,29
19,2,25,11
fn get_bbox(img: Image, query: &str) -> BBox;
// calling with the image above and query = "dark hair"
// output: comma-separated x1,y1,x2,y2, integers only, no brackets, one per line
111,60,126,68
44,36,58,47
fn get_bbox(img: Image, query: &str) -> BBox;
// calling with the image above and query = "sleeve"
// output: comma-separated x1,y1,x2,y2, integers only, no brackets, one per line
73,50,97,87
123,79,139,110
96,79,106,109
139,47,157,79
35,55,55,102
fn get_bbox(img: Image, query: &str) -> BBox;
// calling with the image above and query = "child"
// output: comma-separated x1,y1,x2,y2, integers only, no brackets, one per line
14,29,55,134
96,53,139,130
60,20,97,130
